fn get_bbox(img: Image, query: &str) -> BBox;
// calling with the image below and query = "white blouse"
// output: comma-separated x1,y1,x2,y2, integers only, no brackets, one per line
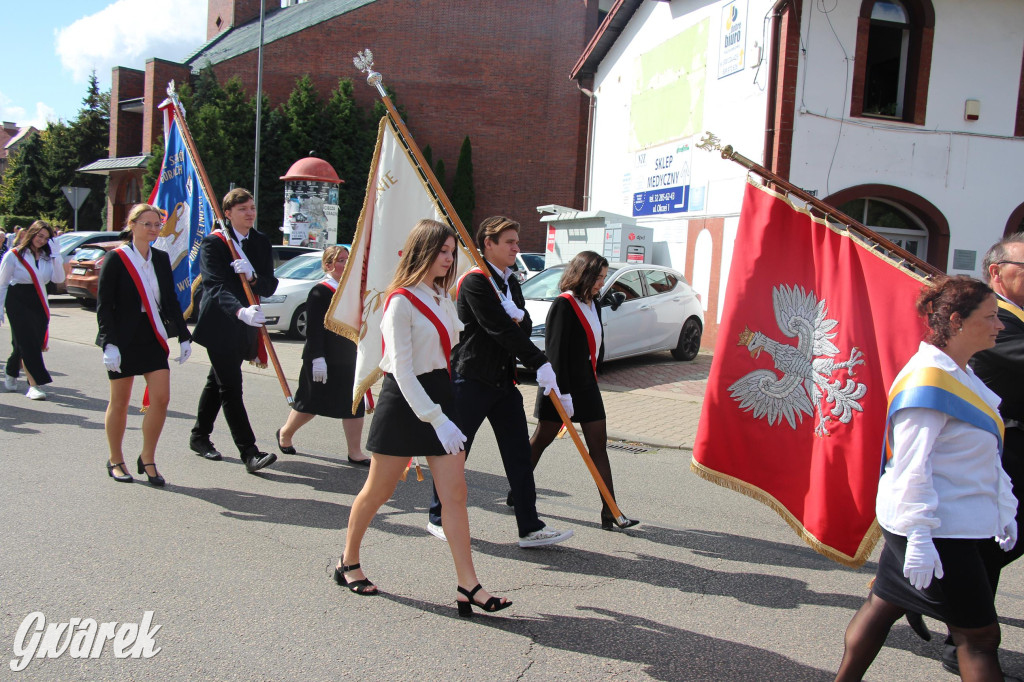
876,342,1018,538
0,247,64,311
379,282,463,427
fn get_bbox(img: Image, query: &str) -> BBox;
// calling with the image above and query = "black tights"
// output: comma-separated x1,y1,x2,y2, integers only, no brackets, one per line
835,592,1003,681
529,418,617,520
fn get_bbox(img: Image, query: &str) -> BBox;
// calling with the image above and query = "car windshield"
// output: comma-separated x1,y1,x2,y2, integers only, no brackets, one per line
275,253,324,280
520,265,619,299
520,253,545,271
72,247,108,262
59,233,100,256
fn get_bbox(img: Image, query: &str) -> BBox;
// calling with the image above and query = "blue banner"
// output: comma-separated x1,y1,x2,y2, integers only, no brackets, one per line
150,106,216,315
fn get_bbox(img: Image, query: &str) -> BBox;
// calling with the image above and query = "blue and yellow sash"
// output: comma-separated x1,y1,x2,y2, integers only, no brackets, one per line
882,366,1004,472
997,298,1024,325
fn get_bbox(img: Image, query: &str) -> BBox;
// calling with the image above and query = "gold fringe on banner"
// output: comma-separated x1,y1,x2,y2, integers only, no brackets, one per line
690,458,881,568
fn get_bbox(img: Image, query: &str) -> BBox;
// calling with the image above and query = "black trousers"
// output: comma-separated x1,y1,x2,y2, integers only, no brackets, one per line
428,373,545,537
191,348,257,459
979,425,1024,590
5,284,51,385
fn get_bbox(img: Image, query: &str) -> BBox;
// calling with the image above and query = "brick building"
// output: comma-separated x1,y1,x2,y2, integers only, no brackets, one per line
87,0,605,245
0,122,39,182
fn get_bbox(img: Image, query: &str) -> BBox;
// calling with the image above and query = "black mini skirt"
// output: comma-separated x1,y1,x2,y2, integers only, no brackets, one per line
365,368,456,457
872,528,998,629
107,320,169,379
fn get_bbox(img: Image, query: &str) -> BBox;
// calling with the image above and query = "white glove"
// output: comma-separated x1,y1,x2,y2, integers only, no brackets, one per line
535,362,558,396
433,418,467,456
997,520,1018,552
311,357,328,383
903,527,943,590
237,304,265,327
103,345,122,373
501,296,525,322
176,340,192,365
556,392,574,419
231,258,254,279
48,238,61,258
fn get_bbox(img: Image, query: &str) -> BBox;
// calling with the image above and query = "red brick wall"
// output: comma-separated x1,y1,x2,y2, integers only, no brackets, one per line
208,0,279,40
110,67,144,157
199,0,591,250
143,59,192,154
684,217,725,349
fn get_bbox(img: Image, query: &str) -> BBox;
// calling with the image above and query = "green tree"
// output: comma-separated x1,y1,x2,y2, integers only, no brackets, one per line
323,78,371,242
0,132,47,217
451,136,474,230
254,93,289,240
282,75,325,162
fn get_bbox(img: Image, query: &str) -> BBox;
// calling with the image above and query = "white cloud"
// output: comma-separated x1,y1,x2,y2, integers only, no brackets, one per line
0,91,57,129
55,0,207,84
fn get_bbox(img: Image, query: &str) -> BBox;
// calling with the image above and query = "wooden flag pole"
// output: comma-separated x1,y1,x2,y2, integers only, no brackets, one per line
166,90,293,405
353,51,633,526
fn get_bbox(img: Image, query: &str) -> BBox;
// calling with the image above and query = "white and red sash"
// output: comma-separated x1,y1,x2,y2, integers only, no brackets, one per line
11,248,50,351
114,245,170,411
383,287,453,376
559,292,598,378
214,230,268,367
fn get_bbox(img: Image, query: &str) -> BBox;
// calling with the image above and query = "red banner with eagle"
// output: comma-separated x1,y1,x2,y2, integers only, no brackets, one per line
691,179,927,567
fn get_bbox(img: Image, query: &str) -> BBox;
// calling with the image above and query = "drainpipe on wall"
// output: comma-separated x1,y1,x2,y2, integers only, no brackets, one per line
577,83,597,211
763,0,790,174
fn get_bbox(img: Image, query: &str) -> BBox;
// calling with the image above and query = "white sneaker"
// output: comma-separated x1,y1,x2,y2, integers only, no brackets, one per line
426,521,447,541
518,526,574,548
25,386,46,401
3,375,16,391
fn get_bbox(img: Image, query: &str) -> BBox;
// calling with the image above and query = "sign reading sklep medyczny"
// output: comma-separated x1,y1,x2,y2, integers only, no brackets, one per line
10,611,161,672
632,140,693,217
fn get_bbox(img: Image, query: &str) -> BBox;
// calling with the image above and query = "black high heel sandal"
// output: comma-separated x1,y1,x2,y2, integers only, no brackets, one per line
456,584,512,617
106,461,133,483
333,561,377,595
136,456,166,487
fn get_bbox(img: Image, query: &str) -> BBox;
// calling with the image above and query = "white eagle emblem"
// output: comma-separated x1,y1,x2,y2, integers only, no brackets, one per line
729,284,867,437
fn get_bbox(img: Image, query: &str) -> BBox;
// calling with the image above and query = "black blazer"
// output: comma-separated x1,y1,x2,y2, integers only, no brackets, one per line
302,282,355,365
450,262,547,386
970,299,1024,421
544,295,604,396
191,228,278,357
95,245,191,350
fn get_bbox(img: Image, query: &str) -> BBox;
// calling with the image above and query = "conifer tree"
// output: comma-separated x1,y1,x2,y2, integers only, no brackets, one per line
451,136,474,230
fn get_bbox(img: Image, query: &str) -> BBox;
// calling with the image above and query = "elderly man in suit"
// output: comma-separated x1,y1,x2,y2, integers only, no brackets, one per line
189,188,279,473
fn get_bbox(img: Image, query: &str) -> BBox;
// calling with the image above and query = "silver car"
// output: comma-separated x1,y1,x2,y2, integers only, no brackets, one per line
520,262,704,363
259,252,326,339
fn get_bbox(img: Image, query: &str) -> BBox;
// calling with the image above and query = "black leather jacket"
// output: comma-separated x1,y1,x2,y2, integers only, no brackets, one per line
451,261,547,386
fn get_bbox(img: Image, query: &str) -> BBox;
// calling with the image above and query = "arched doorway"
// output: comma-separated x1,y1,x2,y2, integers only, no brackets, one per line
824,184,949,271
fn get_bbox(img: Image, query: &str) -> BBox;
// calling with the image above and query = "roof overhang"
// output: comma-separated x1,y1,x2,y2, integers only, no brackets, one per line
78,155,150,176
571,0,646,80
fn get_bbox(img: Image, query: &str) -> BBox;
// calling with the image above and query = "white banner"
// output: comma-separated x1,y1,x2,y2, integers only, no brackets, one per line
325,116,449,413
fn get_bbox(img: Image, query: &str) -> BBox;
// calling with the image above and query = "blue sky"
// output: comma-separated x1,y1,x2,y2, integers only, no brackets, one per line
0,0,207,128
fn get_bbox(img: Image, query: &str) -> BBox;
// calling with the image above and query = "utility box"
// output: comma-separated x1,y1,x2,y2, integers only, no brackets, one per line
538,205,652,267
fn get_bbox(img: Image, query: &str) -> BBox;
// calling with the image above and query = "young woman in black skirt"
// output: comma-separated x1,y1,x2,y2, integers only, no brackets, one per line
276,245,370,464
835,276,1018,681
334,218,511,616
96,204,192,485
527,251,638,530
0,220,64,400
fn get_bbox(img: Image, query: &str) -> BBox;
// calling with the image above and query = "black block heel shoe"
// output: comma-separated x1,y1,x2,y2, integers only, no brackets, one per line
456,584,512,617
137,456,166,487
276,429,296,455
333,561,377,595
106,461,133,482
601,515,640,531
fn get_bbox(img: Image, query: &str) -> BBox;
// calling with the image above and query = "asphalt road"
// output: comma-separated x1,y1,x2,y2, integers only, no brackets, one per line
0,299,1021,680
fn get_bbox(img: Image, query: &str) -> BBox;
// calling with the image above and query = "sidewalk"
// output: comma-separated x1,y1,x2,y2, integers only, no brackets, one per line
522,350,711,450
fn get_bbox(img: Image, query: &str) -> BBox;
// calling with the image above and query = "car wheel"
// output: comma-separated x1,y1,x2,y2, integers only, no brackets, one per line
671,317,701,361
289,304,308,340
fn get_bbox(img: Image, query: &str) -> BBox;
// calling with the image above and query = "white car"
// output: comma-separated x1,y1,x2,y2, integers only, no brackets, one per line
260,252,326,339
520,262,704,364
512,252,546,283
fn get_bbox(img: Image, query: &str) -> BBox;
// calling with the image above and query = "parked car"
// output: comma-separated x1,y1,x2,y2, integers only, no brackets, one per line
51,231,117,294
260,252,326,339
512,252,545,283
272,244,318,269
520,262,704,364
65,240,123,306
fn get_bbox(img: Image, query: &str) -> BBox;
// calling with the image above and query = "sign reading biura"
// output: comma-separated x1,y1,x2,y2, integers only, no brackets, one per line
10,611,161,672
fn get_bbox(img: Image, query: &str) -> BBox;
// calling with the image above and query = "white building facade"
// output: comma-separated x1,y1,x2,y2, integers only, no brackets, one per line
571,0,1024,347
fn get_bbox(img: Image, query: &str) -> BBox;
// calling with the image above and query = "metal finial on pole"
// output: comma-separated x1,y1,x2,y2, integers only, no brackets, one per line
166,80,185,118
353,49,387,98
